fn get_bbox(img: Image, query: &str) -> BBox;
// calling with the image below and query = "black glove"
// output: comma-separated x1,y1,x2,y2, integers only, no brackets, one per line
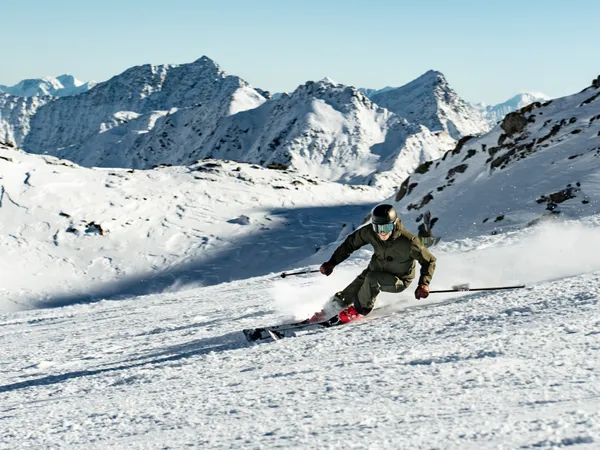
320,260,335,276
415,284,430,299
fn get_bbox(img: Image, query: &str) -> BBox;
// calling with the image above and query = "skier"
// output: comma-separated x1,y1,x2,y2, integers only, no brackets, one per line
312,203,437,323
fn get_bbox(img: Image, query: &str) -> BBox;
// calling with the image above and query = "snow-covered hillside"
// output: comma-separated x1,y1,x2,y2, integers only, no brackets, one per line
0,74,96,97
0,142,383,312
0,93,51,146
392,76,600,239
22,57,267,163
370,70,490,140
472,92,552,126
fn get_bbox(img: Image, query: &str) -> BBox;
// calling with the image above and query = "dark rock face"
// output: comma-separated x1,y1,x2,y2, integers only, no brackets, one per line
500,112,528,136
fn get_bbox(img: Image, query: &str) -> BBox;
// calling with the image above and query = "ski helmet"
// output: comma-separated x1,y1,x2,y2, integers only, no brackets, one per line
371,204,398,234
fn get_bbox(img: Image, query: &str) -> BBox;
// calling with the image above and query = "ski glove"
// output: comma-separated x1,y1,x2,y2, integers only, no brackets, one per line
415,284,430,299
320,261,335,276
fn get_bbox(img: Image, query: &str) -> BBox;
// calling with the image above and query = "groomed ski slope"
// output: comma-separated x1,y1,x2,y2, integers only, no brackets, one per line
1,220,599,449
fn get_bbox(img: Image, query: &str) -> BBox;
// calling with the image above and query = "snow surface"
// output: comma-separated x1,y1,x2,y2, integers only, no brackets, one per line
1,213,599,448
1,139,600,448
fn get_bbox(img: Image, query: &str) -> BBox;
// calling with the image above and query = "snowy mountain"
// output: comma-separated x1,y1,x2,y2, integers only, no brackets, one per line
22,57,267,164
370,70,491,140
0,74,96,97
472,92,552,126
0,61,501,196
131,79,455,191
19,74,455,193
0,93,51,146
392,76,600,239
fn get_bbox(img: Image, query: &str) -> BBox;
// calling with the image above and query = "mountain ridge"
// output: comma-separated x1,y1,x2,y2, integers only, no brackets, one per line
370,70,490,140
391,76,600,239
0,74,96,97
471,92,552,126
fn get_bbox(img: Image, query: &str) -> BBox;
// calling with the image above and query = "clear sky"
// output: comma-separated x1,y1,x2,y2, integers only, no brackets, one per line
1,0,598,104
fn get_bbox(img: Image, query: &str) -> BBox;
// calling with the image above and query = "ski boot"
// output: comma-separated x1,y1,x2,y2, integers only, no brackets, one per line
337,305,363,323
309,292,345,323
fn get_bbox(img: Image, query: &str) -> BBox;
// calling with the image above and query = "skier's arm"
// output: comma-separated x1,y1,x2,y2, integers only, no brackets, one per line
409,238,436,286
328,227,370,266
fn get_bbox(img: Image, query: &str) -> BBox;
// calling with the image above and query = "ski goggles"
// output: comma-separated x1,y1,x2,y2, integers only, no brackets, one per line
372,222,394,234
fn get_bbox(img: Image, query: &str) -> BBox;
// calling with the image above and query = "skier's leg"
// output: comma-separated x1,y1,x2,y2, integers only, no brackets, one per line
354,271,407,315
312,270,369,322
310,270,368,321
339,269,369,307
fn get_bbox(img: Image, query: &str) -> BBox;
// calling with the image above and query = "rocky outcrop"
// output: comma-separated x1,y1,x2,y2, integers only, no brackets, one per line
500,112,529,136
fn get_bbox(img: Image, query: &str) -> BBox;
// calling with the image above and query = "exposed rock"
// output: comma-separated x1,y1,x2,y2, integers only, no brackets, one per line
519,102,542,114
536,184,581,211
536,124,562,145
85,222,105,235
227,215,250,225
462,149,477,161
451,135,475,155
407,192,434,211
446,163,468,180
395,177,410,202
414,161,434,174
580,91,600,106
266,162,289,170
501,112,528,136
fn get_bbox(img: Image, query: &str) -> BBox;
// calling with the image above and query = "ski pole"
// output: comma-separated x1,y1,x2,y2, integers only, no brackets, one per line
430,284,525,293
281,269,321,278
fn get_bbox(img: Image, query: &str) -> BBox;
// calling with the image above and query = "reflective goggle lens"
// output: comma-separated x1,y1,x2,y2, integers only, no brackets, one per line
372,223,394,234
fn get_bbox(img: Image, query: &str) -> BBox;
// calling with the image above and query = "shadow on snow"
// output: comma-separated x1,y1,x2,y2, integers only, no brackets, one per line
33,202,374,309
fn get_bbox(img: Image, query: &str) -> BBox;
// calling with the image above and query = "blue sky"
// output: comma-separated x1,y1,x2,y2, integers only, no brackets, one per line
1,0,598,104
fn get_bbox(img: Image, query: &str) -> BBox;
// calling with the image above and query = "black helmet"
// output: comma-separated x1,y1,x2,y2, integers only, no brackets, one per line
371,204,398,233
371,204,398,224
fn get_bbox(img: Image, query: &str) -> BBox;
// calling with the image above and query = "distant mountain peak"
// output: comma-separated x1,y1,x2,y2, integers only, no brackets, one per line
192,55,221,69
0,74,95,97
56,74,85,88
319,76,338,85
471,92,553,125
370,70,489,139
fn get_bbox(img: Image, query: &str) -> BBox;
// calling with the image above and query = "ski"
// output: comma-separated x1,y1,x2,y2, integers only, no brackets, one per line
243,315,343,342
